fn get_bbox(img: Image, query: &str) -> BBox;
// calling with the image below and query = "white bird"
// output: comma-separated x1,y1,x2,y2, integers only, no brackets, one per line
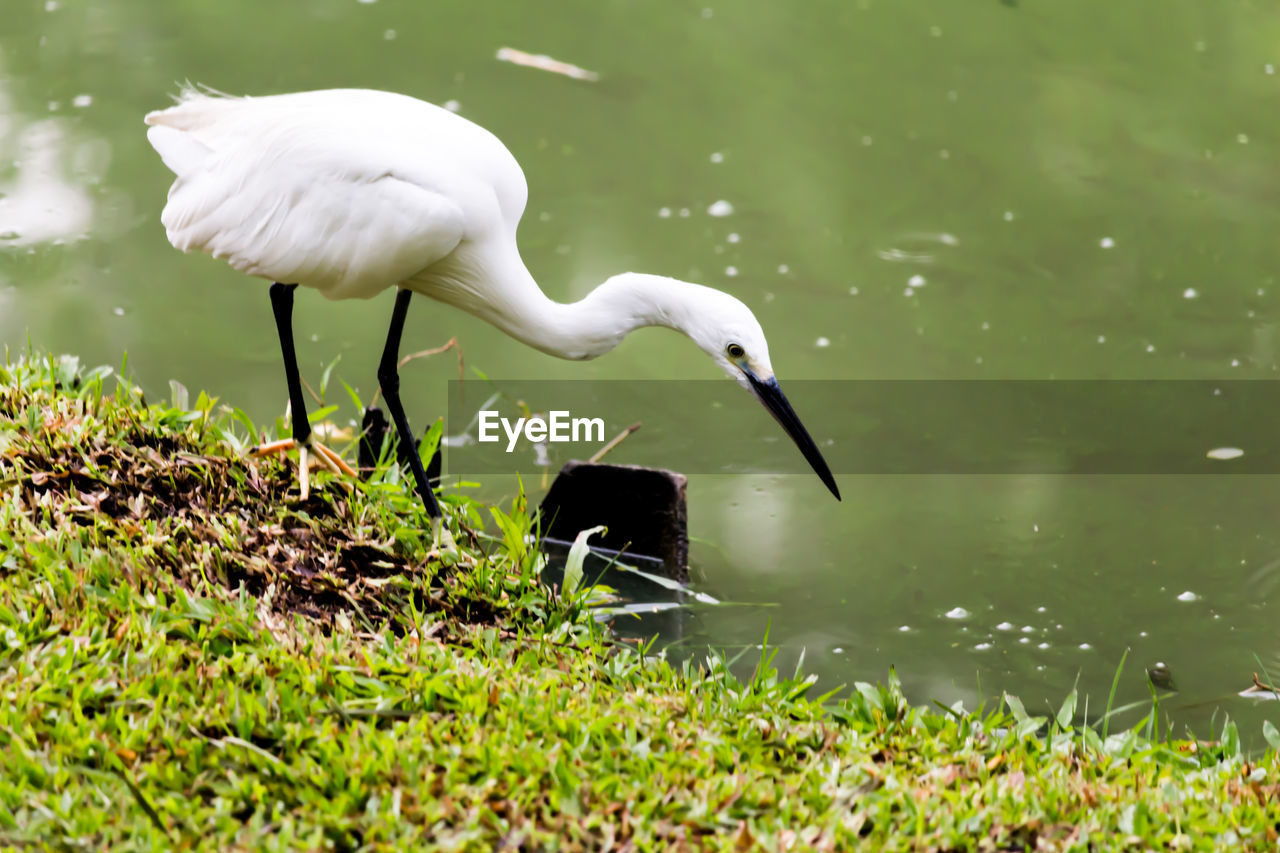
145,87,839,517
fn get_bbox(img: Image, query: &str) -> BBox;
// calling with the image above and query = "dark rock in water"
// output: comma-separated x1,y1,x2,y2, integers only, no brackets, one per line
538,460,688,581
1146,662,1177,691
359,405,440,483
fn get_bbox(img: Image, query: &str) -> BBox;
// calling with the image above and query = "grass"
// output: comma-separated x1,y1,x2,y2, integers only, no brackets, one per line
2,351,1280,850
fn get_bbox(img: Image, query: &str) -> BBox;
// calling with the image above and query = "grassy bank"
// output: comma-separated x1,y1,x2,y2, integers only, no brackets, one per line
2,352,1279,850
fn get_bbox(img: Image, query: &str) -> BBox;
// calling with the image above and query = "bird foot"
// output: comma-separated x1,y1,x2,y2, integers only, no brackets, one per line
252,438,358,499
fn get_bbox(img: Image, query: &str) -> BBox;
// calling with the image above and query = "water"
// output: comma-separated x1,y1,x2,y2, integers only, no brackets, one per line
4,0,1280,740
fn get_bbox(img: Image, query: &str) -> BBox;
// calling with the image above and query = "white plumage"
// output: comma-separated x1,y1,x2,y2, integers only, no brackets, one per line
146,89,503,300
145,87,839,505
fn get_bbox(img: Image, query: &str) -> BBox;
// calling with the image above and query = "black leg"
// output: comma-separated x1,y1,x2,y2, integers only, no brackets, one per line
269,282,311,447
378,288,442,518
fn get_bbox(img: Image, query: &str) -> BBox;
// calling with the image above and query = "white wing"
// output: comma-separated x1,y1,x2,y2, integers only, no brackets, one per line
145,89,526,300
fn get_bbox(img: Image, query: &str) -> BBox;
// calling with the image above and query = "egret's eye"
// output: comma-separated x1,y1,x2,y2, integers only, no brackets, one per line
726,343,746,360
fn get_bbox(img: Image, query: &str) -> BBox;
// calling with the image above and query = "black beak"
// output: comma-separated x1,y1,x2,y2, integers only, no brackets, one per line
745,371,840,500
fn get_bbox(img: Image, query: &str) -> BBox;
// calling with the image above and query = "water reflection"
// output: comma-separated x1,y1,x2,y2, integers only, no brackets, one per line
0,79,94,247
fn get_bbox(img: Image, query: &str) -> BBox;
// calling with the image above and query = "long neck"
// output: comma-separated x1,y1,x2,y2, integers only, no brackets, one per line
418,242,695,361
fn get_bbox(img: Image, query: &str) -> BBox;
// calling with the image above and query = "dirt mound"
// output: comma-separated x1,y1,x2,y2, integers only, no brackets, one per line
6,419,477,632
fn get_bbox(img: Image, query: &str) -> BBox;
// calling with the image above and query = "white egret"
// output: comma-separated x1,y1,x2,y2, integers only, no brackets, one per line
145,88,840,517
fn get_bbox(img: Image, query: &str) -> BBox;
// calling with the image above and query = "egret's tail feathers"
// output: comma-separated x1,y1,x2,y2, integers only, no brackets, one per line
146,125,214,177
179,82,235,102
144,86,246,134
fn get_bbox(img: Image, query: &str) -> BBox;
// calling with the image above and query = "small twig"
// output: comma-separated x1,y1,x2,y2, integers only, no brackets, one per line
401,337,463,378
1246,672,1280,695
253,438,293,456
496,47,600,82
370,338,463,408
311,442,344,476
300,376,323,406
588,422,641,464
314,442,358,478
250,438,357,482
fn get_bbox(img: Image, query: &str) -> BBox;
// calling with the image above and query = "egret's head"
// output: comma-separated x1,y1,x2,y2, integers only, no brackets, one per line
594,273,839,500
679,284,841,501
682,287,775,389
